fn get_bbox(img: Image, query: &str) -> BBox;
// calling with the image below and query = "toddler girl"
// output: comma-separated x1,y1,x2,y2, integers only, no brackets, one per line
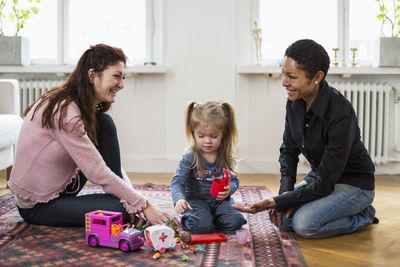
171,101,247,234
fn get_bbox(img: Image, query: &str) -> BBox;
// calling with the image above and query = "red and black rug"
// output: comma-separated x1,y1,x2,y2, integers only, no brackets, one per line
0,184,307,267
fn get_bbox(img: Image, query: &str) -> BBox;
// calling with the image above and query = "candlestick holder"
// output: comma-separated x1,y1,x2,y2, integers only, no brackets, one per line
350,48,358,67
332,48,340,66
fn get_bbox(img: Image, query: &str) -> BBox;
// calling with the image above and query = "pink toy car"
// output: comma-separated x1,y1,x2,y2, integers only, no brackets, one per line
85,210,144,252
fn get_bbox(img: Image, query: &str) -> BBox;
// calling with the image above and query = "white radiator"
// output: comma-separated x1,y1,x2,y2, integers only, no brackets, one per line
331,81,393,165
19,79,64,114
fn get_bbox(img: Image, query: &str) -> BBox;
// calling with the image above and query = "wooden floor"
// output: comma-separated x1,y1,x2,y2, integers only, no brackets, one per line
1,170,399,267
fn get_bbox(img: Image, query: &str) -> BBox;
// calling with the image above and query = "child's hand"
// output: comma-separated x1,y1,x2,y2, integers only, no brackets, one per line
216,186,230,200
175,199,193,214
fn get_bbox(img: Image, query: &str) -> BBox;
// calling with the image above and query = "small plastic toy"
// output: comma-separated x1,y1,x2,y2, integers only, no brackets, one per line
189,233,227,244
236,229,248,245
196,246,206,252
152,252,161,259
144,224,176,253
210,169,231,197
182,254,192,262
85,210,144,252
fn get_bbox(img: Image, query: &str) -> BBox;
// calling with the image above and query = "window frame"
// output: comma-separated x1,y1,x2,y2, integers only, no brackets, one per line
255,0,351,66
50,0,161,66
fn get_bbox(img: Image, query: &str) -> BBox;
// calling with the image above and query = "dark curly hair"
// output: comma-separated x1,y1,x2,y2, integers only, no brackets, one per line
284,39,330,81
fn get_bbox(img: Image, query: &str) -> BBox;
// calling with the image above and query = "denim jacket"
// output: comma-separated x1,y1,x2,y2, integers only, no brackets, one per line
171,148,239,205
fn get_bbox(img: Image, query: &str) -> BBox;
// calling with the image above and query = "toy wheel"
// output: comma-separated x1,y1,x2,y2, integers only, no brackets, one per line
119,240,131,252
159,247,166,254
88,235,99,247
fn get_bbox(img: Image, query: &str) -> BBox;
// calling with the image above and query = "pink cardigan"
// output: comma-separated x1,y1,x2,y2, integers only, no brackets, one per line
8,101,147,214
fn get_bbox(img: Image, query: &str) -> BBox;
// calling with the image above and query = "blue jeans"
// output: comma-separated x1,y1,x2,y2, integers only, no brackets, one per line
280,182,375,239
181,197,247,234
18,113,129,227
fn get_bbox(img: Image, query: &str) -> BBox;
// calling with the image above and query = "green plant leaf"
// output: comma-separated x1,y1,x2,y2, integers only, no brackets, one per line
31,7,39,14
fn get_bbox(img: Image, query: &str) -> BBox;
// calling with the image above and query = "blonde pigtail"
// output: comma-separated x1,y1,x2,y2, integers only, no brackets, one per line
219,102,239,174
185,101,197,144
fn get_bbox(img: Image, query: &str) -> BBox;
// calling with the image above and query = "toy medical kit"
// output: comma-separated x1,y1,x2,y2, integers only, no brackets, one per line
210,169,231,197
85,210,144,252
188,233,227,244
144,224,176,253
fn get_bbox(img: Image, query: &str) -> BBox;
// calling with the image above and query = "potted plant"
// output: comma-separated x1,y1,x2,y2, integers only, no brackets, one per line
375,0,400,67
0,0,41,65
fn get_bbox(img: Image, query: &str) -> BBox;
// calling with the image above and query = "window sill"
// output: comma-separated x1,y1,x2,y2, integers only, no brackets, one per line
0,65,167,76
237,65,400,78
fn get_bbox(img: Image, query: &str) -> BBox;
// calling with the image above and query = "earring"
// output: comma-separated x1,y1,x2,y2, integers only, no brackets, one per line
315,81,318,85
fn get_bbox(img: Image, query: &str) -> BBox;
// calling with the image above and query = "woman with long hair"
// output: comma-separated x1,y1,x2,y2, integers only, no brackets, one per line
8,44,171,227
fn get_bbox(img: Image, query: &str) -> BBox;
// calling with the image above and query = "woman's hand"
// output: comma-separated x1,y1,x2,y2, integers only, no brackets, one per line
269,208,293,227
232,197,276,214
268,190,292,226
174,199,193,214
216,186,230,200
142,201,172,225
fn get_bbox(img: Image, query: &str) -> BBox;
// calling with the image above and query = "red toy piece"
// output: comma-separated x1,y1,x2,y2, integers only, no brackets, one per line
210,169,231,197
188,233,227,244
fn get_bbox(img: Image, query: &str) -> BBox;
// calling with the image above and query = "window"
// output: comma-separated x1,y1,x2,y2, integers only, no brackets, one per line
112,216,121,223
18,0,58,63
349,0,382,66
259,0,337,65
6,0,154,65
67,0,146,65
93,219,106,225
258,0,383,66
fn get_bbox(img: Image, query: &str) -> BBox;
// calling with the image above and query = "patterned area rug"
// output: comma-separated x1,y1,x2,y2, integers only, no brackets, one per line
0,184,307,267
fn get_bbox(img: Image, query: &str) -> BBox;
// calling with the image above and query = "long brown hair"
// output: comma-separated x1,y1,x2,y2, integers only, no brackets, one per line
185,100,239,174
24,44,127,144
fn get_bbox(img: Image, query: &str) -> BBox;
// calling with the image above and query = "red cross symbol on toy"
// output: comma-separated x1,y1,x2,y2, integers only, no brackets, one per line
159,232,168,242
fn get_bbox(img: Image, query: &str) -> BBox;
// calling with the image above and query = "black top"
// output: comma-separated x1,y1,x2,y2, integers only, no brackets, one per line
274,80,375,212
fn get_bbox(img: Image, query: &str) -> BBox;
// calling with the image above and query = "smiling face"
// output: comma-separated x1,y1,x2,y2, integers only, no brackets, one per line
194,124,222,162
281,57,322,108
91,61,126,104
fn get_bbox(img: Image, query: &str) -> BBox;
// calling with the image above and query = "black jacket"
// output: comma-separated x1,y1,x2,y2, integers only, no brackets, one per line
274,80,375,211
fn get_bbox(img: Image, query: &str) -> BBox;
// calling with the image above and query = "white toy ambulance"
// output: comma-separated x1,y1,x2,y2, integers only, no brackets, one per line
143,224,176,253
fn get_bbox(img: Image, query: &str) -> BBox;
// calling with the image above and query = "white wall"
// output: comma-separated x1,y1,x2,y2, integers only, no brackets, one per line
113,0,242,173
108,0,400,175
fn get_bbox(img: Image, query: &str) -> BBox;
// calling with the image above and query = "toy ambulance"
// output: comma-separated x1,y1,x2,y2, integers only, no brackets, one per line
144,224,176,253
85,210,144,252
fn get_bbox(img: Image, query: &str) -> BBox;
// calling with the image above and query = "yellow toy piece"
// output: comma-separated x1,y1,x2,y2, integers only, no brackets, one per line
111,224,121,235
153,252,161,259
